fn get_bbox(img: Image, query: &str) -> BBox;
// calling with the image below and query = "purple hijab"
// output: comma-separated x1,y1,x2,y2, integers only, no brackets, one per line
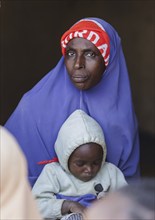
5,18,140,187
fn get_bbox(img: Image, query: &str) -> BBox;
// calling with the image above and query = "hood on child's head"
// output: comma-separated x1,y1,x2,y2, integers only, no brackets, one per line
54,109,107,173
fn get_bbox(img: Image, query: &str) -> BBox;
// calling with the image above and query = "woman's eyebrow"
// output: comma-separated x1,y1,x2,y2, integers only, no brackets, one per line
66,44,94,50
66,47,95,53
66,46,75,51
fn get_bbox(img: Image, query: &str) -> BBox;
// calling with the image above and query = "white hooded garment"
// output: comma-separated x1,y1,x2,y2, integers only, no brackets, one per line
32,110,127,219
0,126,42,220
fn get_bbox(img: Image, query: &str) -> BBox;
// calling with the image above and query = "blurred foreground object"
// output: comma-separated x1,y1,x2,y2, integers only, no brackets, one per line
0,126,42,220
84,178,155,220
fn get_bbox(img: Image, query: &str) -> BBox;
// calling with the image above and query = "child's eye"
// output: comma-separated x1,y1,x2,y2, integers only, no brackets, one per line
93,160,102,166
75,161,84,167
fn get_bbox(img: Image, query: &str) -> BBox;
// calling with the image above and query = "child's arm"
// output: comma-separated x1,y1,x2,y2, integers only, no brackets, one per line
61,200,85,215
32,164,66,219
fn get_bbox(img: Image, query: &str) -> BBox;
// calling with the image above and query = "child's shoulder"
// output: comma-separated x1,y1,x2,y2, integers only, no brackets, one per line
103,162,121,171
43,162,62,173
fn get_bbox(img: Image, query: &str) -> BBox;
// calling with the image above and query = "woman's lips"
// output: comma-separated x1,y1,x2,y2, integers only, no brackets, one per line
72,75,88,83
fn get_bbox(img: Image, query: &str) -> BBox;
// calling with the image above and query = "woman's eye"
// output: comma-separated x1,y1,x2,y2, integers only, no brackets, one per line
85,51,96,57
66,51,75,56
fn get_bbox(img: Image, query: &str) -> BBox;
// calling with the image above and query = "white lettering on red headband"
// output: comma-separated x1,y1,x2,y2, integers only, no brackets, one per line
62,30,88,48
74,30,87,38
87,31,99,44
61,29,109,65
98,44,108,57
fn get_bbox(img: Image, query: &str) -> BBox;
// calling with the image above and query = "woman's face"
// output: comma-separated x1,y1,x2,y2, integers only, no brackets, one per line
64,38,106,90
68,143,103,182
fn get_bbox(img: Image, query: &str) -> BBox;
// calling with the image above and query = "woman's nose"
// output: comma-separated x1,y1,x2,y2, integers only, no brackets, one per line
74,55,85,69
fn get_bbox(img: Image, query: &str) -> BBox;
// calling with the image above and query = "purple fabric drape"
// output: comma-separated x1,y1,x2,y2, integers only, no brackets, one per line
5,18,140,187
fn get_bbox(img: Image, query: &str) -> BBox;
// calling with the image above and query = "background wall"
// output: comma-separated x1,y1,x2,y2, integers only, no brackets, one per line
1,0,155,176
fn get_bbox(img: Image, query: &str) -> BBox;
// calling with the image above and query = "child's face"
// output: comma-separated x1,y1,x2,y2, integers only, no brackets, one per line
68,143,103,182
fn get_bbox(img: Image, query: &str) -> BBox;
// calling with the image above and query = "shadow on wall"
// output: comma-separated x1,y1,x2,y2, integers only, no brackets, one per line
140,131,155,177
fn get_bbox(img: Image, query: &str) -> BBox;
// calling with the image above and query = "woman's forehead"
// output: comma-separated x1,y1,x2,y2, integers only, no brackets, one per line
66,37,96,49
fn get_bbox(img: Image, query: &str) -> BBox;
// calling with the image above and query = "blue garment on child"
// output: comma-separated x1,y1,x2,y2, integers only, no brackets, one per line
56,193,97,207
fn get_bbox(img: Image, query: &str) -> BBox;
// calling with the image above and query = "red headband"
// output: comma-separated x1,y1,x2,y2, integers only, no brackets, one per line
61,19,110,66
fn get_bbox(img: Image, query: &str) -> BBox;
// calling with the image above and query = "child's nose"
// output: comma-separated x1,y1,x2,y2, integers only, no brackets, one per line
85,165,93,173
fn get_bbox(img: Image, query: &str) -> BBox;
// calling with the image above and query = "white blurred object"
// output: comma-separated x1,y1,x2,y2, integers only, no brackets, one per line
0,125,42,220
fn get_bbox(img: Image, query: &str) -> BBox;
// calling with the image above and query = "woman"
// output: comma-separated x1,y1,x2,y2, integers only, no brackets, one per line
4,18,140,187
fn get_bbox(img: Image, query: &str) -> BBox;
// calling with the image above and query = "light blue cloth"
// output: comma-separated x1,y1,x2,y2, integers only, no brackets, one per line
5,17,140,187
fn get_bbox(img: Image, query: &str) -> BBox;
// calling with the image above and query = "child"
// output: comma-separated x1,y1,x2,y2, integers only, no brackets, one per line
32,110,127,220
